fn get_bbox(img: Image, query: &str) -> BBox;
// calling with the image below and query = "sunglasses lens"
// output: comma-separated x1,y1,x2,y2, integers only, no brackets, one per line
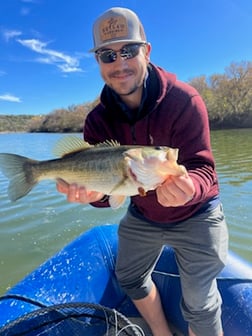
97,44,144,63
121,45,140,59
99,50,117,63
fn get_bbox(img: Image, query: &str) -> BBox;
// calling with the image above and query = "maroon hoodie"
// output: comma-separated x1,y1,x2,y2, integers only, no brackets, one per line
84,63,219,224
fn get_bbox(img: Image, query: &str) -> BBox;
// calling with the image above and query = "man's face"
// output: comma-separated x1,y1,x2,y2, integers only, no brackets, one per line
96,42,151,97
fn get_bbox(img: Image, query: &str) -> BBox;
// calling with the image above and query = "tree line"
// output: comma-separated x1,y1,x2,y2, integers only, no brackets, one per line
1,60,251,133
189,61,252,128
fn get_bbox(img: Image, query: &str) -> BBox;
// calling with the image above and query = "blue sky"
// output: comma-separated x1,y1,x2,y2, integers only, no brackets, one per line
0,0,251,115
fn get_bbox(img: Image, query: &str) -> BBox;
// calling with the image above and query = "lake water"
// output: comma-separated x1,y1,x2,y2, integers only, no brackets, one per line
0,130,251,295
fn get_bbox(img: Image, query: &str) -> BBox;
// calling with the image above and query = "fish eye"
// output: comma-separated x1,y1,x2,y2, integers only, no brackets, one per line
154,146,162,150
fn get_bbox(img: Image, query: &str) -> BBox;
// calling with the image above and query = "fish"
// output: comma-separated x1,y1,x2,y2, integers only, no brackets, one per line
0,136,186,209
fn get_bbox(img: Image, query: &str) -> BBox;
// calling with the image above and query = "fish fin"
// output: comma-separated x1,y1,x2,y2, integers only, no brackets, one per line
109,176,128,194
53,136,120,157
0,153,38,201
138,187,147,197
53,136,93,158
95,139,121,148
109,195,127,209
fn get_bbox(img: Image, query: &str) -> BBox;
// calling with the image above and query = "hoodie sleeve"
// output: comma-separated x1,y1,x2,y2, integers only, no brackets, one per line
170,88,218,205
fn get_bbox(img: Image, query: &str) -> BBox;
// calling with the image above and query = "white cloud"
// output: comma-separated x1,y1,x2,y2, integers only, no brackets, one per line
57,64,82,73
17,38,46,52
17,38,83,73
2,29,22,42
0,94,22,103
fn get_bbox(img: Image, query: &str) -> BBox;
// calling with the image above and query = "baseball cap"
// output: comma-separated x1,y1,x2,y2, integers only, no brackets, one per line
89,7,147,52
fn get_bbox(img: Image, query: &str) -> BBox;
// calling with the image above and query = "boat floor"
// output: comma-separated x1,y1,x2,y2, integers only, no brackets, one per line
130,317,183,336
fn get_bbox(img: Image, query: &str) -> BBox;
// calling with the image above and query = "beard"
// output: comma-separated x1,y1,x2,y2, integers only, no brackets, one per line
118,84,140,96
106,69,145,96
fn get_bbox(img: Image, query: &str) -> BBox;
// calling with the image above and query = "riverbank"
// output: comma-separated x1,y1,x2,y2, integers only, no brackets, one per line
1,113,252,133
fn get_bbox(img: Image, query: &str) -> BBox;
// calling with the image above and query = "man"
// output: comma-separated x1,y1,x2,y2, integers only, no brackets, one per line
57,7,228,336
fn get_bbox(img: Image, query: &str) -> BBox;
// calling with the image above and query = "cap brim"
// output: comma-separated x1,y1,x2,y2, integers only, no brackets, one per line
89,39,146,53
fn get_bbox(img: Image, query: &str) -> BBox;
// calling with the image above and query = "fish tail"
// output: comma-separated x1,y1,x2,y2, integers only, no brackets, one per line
0,153,38,201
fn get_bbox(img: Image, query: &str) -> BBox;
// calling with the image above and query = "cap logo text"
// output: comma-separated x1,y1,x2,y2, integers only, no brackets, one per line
99,16,128,42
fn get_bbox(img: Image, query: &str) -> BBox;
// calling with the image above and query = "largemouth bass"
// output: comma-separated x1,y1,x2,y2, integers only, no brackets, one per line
0,136,186,209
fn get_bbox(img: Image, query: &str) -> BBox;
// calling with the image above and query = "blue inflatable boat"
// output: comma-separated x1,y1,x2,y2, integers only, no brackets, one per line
0,224,251,335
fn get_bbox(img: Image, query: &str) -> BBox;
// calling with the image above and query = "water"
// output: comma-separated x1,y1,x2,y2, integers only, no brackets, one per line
0,130,251,295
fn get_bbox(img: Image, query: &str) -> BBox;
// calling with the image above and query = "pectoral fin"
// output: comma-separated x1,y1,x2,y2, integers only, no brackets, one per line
138,187,147,196
109,176,128,194
109,195,127,209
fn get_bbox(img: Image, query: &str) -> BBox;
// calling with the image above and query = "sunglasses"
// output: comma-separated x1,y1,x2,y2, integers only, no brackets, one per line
96,43,145,64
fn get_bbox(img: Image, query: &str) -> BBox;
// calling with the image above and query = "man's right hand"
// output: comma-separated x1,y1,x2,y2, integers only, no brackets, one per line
56,178,104,204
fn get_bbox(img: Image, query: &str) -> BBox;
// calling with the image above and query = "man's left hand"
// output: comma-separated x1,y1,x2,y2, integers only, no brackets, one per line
156,174,195,207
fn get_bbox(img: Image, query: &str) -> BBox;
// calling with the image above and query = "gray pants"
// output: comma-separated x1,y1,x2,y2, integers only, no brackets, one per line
115,203,228,336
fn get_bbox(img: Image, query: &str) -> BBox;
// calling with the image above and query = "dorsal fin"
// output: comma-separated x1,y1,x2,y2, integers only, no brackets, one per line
53,136,93,158
95,139,121,148
53,137,121,158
